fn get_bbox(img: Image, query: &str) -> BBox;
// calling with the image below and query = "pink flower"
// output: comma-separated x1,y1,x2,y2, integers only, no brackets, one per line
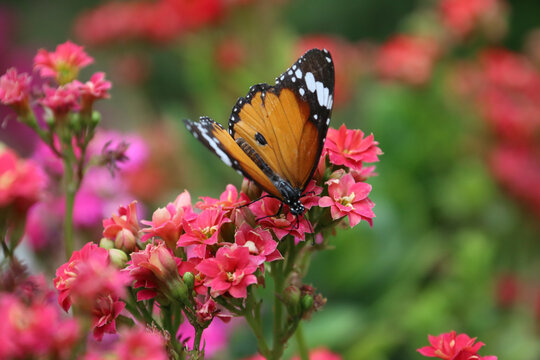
34,40,94,84
234,223,282,267
319,174,375,227
376,35,439,86
114,326,168,360
141,190,194,249
0,68,31,114
54,242,128,312
439,0,506,39
300,180,323,210
178,208,232,258
196,245,259,298
177,315,233,357
197,184,249,211
74,72,112,112
0,147,46,215
250,196,312,243
179,257,208,295
103,201,140,252
91,294,125,341
418,331,497,360
124,240,183,301
0,294,80,360
40,83,80,116
324,124,382,171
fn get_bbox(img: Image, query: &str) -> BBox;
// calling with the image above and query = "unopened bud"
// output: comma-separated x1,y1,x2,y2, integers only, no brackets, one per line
301,295,314,312
183,272,195,291
91,110,101,128
170,279,190,305
99,237,115,249
284,285,302,317
108,248,128,268
114,228,137,253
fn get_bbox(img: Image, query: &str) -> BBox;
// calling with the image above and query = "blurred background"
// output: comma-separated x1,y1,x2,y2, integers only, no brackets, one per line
2,0,540,358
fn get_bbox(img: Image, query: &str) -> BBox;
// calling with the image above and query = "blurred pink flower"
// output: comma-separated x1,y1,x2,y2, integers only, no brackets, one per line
376,35,439,85
177,316,233,357
178,208,232,258
250,196,311,243
291,347,342,360
40,83,80,116
0,294,80,359
324,124,382,171
114,326,168,360
319,174,375,227
0,147,46,215
439,0,506,39
124,240,183,301
34,40,93,84
0,67,31,114
418,331,497,360
197,245,259,298
74,72,111,112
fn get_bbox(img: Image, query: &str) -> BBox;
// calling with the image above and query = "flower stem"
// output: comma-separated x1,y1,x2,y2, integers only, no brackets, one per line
63,161,76,260
270,261,285,360
295,323,309,360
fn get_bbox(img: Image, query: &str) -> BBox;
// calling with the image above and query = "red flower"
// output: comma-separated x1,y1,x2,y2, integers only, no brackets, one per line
324,124,382,171
34,40,94,84
103,201,141,252
0,68,31,115
418,331,497,360
234,223,282,267
319,174,375,227
124,240,183,301
291,347,342,360
53,242,129,312
141,190,194,249
0,147,46,215
196,245,259,298
0,294,80,360
249,196,311,243
40,83,80,116
91,294,125,341
178,208,232,258
74,72,111,112
376,35,439,86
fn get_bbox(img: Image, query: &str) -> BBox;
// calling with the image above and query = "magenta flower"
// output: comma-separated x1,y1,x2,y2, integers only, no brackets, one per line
0,294,80,360
91,294,125,341
124,240,183,301
54,242,129,312
0,68,31,114
196,245,259,298
324,124,382,171
319,174,375,227
178,208,232,258
40,83,80,116
418,331,497,360
177,315,233,357
0,147,46,215
141,190,194,250
249,196,311,243
34,40,94,84
234,223,282,268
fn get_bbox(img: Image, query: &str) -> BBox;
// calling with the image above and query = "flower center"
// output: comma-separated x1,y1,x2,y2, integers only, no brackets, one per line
338,192,355,207
201,225,218,238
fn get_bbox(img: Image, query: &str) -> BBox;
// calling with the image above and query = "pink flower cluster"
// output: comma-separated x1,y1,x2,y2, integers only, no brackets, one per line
0,40,111,119
0,294,80,360
54,242,130,340
0,147,46,216
74,0,230,46
418,331,497,360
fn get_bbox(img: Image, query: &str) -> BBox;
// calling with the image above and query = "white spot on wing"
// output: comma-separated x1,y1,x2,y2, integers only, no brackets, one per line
299,88,305,96
288,70,293,75
305,72,316,92
316,81,325,106
326,57,331,63
295,69,302,79
292,77,296,82
313,114,318,120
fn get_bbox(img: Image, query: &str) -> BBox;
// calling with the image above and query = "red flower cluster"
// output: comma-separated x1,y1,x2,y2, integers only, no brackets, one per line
74,0,229,46
376,35,439,86
418,331,497,360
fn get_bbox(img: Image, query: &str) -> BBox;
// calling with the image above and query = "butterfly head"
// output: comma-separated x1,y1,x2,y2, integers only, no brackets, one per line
288,199,305,216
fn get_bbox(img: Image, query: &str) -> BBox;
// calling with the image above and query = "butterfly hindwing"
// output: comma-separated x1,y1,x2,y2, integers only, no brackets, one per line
183,117,282,198
228,48,334,192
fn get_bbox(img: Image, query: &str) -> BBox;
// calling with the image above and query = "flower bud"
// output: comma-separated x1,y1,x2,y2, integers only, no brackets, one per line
114,228,138,253
301,294,314,312
91,110,101,128
99,237,115,249
284,285,302,317
108,248,128,268
183,272,195,291
241,178,262,201
170,278,190,305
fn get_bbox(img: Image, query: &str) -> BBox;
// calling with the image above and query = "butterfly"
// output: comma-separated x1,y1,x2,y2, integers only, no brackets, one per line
184,48,335,216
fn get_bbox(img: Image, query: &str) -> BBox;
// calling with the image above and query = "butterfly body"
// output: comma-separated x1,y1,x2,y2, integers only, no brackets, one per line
184,48,335,216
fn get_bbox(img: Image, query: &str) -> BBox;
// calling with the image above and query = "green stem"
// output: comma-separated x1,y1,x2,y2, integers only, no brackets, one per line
63,162,76,260
295,323,309,360
244,304,271,358
270,260,285,360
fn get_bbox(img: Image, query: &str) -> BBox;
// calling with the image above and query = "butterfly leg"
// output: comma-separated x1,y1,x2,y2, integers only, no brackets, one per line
255,202,283,223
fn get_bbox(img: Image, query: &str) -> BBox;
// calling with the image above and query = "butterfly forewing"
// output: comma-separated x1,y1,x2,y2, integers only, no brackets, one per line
228,49,335,192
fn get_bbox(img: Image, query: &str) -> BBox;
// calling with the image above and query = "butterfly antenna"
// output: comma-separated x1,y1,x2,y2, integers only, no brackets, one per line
239,194,273,209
